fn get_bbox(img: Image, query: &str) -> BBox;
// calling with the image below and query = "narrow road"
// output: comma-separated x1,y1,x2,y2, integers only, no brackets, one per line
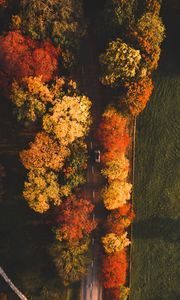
81,140,103,300
77,24,110,299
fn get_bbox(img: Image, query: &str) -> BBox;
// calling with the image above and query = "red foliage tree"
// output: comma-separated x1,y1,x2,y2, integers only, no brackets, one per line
118,203,134,217
54,195,97,243
102,250,128,288
105,203,135,236
0,31,60,93
96,109,130,163
0,0,6,6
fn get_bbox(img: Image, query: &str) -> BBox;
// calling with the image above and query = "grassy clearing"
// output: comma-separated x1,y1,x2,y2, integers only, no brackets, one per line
130,73,180,300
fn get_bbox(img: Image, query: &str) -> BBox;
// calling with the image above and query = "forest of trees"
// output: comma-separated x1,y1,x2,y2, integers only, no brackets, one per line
0,1,165,300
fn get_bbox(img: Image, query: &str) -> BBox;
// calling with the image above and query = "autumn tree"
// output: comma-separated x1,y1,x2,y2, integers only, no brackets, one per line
11,76,86,124
23,168,61,213
99,38,142,86
102,250,128,288
54,195,97,243
11,76,55,123
16,0,86,67
130,12,165,73
122,77,153,115
102,180,132,210
96,107,130,163
49,238,90,285
101,154,130,182
105,204,135,236
18,77,92,215
43,94,91,146
20,132,69,171
62,139,88,190
0,31,60,93
102,232,130,254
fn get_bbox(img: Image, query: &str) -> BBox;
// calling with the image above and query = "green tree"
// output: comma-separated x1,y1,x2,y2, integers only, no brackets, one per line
99,38,142,86
11,76,54,123
17,0,86,67
49,239,90,285
62,139,88,190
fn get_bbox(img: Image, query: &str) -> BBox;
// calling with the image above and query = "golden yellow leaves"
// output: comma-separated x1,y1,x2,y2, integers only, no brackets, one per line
102,180,132,210
137,13,165,45
11,76,80,123
101,155,130,182
100,38,141,86
102,232,131,254
43,95,92,146
17,77,92,213
11,15,22,29
23,168,61,213
11,76,54,122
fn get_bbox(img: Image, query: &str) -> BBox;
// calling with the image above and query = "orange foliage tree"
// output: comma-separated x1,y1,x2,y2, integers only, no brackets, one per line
129,11,165,74
102,250,128,288
0,31,60,93
54,195,97,244
96,107,130,163
105,203,135,236
123,77,153,115
20,132,69,171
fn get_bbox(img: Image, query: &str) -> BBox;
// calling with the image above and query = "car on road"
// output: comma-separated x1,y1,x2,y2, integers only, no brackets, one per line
94,150,101,163
89,283,93,290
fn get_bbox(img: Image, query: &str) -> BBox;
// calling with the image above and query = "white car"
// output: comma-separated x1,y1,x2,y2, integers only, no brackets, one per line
94,150,100,163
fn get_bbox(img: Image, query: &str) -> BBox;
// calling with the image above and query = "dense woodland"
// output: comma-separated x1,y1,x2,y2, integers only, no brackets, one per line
0,1,178,300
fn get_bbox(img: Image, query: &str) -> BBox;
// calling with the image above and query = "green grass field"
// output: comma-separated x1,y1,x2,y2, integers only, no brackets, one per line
130,73,180,300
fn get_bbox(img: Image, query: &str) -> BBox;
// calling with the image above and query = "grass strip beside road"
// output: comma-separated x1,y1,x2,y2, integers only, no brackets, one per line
130,73,180,300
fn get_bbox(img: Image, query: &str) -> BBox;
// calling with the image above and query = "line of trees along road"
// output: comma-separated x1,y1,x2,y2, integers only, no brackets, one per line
0,1,165,300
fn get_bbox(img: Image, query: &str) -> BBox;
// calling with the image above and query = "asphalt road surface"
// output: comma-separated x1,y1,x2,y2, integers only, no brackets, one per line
79,29,109,300
81,140,104,300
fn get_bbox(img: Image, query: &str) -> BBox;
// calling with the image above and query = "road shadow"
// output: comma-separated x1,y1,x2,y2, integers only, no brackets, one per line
133,217,180,243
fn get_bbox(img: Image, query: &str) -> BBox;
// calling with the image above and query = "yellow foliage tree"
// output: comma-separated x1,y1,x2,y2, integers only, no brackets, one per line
43,94,92,145
20,131,69,171
11,76,54,122
102,180,132,210
11,76,82,123
101,155,130,182
23,168,61,213
99,38,142,86
102,232,131,254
